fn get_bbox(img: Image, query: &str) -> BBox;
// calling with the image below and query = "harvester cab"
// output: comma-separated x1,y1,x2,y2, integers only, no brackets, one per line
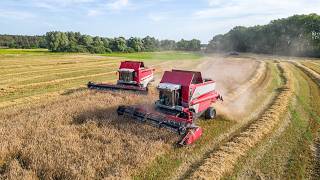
117,69,223,146
88,61,154,91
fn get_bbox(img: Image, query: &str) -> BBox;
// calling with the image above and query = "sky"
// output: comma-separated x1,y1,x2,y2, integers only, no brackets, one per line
0,0,320,43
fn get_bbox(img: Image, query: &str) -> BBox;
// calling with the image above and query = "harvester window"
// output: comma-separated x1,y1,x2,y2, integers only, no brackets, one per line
119,71,134,82
159,89,181,107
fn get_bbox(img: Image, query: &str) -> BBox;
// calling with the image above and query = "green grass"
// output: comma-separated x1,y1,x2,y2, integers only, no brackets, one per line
0,49,203,60
227,64,320,179
101,51,203,60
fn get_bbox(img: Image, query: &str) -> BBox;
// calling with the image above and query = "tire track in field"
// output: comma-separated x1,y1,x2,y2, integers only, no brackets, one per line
0,61,172,109
188,63,294,179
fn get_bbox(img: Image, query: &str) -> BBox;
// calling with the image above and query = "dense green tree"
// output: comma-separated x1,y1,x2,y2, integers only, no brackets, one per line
160,40,176,50
79,35,93,47
142,36,159,51
176,39,201,51
207,14,320,57
46,32,69,52
127,37,144,52
110,37,127,52
2,31,201,53
0,35,46,49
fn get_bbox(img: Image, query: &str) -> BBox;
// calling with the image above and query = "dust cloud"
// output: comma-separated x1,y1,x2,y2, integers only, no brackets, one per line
195,54,261,120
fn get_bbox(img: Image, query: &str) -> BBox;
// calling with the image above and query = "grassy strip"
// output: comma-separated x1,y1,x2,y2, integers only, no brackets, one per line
0,49,202,61
189,63,293,179
230,63,320,179
101,51,203,60
226,63,320,179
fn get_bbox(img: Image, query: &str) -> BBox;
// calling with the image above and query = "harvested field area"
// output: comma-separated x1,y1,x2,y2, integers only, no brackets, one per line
0,51,319,179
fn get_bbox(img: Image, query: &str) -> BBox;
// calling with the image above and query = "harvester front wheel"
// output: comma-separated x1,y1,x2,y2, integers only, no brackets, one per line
117,106,125,116
205,107,216,119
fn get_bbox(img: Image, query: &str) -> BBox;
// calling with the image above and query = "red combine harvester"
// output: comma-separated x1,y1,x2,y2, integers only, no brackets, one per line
88,61,154,91
117,69,223,145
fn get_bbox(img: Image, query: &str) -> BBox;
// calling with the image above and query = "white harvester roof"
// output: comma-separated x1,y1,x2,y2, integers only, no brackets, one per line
158,83,181,91
118,68,135,72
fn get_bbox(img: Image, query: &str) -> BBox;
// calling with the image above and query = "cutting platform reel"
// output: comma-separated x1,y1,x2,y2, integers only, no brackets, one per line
117,105,203,145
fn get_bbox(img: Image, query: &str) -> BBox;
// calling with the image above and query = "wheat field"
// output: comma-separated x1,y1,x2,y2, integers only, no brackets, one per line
0,50,319,179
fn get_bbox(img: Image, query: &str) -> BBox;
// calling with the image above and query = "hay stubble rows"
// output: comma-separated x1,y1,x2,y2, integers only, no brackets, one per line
0,52,319,179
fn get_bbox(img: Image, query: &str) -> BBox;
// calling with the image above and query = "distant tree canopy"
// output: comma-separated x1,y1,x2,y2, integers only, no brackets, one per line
43,32,202,53
176,39,201,51
0,32,201,53
45,32,202,53
0,35,46,49
206,14,320,57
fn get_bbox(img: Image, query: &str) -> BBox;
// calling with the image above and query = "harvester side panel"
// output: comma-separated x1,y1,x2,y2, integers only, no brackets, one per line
88,60,153,92
119,61,143,71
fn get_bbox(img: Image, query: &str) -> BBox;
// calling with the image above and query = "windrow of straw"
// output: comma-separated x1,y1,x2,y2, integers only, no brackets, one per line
291,61,320,85
189,63,294,180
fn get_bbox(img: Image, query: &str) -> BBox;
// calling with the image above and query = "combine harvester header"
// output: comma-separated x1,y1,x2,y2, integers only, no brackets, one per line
88,61,154,91
117,69,223,145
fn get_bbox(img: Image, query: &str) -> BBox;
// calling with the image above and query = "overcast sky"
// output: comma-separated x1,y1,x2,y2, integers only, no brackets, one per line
0,0,319,43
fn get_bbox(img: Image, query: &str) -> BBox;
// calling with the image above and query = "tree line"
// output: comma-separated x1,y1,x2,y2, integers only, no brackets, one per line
45,32,201,53
206,14,320,57
0,32,201,53
0,35,46,49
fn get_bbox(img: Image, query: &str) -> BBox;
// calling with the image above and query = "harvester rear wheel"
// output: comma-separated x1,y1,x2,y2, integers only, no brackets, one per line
205,107,216,119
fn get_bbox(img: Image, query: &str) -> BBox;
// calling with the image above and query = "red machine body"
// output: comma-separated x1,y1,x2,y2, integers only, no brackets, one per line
88,61,154,91
117,69,223,145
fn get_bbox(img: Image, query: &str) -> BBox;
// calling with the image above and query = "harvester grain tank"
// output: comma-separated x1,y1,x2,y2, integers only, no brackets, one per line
117,69,223,145
88,61,154,91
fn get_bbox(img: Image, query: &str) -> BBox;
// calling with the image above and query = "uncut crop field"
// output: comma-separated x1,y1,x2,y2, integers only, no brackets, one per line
0,50,319,179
